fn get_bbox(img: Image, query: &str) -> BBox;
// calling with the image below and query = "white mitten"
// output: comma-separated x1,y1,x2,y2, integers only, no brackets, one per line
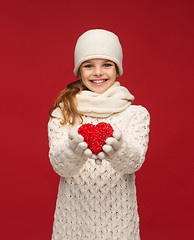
68,127,93,158
97,126,122,159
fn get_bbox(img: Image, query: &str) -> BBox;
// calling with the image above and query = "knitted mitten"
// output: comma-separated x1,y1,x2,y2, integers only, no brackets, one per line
68,127,93,158
97,126,122,159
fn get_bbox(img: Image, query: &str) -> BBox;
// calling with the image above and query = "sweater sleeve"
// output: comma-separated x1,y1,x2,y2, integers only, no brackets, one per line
107,106,150,175
48,107,87,178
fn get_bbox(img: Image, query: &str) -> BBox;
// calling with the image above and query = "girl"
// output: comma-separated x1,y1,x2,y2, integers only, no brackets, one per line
48,29,150,240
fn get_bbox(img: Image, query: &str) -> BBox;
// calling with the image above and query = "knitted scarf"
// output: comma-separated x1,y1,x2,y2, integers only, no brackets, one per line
76,81,135,117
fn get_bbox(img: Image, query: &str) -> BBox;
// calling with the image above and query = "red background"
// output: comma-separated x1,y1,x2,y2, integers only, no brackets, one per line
1,0,194,239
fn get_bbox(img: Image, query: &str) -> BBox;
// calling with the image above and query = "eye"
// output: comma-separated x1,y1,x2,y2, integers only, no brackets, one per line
83,64,92,68
104,63,112,67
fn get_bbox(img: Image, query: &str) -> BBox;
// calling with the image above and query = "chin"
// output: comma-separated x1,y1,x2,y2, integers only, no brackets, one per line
90,81,114,94
92,87,108,94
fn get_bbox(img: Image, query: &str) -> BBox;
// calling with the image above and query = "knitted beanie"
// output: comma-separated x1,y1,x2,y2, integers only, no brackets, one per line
74,29,123,77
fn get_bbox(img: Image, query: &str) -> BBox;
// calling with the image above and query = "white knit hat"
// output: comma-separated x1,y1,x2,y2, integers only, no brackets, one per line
74,29,123,77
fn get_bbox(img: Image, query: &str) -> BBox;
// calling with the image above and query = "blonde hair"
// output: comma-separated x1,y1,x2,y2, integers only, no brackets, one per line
49,80,87,125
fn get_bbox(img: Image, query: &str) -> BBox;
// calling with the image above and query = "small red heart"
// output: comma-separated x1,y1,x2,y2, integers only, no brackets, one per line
78,122,114,154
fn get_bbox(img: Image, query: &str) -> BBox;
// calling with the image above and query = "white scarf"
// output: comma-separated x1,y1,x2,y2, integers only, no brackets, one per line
76,81,135,117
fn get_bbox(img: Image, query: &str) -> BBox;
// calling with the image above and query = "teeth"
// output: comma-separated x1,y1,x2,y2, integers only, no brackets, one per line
92,80,106,83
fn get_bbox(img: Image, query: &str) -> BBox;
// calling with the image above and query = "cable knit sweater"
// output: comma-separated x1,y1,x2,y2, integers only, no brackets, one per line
48,95,150,240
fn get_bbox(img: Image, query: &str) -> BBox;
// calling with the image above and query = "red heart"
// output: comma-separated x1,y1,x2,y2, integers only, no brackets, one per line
78,122,114,154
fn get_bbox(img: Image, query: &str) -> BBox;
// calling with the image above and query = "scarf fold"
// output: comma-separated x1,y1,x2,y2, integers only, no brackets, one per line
76,81,135,117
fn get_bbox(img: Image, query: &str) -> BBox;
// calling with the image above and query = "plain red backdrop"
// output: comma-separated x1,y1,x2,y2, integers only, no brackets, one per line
0,0,193,239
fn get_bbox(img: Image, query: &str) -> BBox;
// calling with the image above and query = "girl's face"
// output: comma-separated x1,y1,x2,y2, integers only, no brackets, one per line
79,59,119,94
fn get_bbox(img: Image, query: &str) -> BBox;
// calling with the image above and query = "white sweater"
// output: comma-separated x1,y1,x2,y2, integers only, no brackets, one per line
48,105,150,240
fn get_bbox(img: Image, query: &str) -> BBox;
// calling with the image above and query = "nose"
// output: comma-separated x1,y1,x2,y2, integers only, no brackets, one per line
93,66,103,76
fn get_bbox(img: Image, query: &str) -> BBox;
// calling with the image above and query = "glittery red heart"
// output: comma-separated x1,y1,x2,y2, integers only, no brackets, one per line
78,122,114,154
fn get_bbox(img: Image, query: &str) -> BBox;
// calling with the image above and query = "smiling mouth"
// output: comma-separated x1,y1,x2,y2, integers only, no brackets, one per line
90,79,108,83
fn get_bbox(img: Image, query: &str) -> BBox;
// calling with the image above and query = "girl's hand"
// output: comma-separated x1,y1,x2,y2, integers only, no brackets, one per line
68,127,93,158
97,126,122,159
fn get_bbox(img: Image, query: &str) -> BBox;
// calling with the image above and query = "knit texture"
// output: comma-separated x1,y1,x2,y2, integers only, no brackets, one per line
74,29,123,77
76,81,134,117
48,105,150,240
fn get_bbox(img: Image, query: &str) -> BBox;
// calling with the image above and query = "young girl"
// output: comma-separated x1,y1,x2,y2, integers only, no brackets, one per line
48,29,150,240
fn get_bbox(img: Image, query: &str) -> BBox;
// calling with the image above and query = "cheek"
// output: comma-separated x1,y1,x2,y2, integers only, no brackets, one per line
110,72,118,80
82,79,88,87
107,68,117,78
80,69,89,79
81,72,87,81
80,74,91,88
